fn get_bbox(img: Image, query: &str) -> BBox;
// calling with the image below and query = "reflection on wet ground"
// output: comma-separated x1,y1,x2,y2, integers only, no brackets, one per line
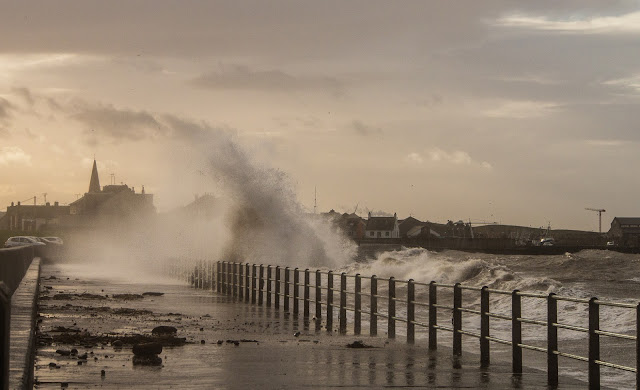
34,263,588,389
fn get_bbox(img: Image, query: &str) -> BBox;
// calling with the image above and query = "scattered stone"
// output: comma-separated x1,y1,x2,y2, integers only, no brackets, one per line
55,349,71,356
52,293,106,300
152,326,177,336
346,340,374,349
112,294,144,300
61,382,68,388
199,327,204,331
101,370,105,377
293,332,301,337
52,326,80,333
200,340,205,344
77,361,82,365
216,340,223,345
70,348,78,355
142,292,164,296
112,340,123,347
113,308,152,316
78,353,88,360
48,362,58,368
133,342,163,356
132,354,162,366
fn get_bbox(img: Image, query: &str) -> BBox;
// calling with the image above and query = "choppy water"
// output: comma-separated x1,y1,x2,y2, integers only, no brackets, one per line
333,248,640,389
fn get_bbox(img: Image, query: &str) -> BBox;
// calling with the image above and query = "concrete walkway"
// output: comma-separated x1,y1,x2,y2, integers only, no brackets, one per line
9,257,40,389
33,262,592,389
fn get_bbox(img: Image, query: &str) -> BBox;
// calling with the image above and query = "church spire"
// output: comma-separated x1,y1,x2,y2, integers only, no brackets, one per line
88,159,101,193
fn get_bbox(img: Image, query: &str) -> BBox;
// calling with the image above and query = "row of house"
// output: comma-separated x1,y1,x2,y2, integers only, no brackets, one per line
321,209,640,247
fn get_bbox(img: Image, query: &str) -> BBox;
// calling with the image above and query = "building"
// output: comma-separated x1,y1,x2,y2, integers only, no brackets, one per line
399,216,424,238
338,213,366,241
365,212,400,239
69,159,154,219
2,201,70,232
608,217,640,246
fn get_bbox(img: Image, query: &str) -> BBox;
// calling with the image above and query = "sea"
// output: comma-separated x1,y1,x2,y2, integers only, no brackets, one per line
331,248,640,389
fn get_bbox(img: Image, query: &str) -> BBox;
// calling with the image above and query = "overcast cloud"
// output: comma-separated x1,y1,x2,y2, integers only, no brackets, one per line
0,1,639,230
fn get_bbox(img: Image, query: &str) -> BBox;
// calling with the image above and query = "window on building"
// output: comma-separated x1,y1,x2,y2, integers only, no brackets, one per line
385,231,390,237
370,231,374,236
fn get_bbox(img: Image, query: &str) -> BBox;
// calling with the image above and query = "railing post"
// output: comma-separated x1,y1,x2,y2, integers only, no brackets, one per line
340,273,347,334
315,270,322,329
304,269,310,319
258,264,264,305
1,283,10,390
238,263,244,300
589,297,600,389
209,263,216,291
429,281,437,350
293,268,300,315
229,263,234,297
251,264,257,304
284,267,290,312
388,277,396,339
201,262,205,289
370,275,377,336
225,261,230,294
245,263,250,303
228,262,232,294
266,266,272,307
547,293,558,387
327,271,333,331
275,266,281,309
512,290,522,374
453,283,462,356
195,261,200,289
220,262,224,293
355,274,361,335
407,279,415,344
216,262,221,293
480,286,490,368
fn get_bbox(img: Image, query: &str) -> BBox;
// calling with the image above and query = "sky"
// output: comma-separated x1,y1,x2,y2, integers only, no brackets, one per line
1,1,639,231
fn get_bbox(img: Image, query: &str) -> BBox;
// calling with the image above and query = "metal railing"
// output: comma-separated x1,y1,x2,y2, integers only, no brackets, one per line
171,260,640,390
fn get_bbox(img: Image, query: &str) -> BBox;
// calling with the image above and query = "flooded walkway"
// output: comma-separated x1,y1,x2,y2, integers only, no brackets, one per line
34,262,586,389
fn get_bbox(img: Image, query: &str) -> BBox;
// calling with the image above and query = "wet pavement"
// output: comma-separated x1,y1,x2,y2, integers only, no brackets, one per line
33,262,590,389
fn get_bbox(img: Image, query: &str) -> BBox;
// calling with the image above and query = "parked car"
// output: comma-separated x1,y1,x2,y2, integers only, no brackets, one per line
42,237,64,245
4,236,47,248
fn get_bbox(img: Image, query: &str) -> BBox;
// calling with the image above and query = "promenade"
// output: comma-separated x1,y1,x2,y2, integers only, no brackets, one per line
33,262,588,389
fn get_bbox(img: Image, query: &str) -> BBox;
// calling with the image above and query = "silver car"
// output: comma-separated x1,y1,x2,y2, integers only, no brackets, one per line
4,236,47,248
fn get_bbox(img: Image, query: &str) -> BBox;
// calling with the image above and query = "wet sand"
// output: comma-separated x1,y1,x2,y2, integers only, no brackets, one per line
33,262,590,389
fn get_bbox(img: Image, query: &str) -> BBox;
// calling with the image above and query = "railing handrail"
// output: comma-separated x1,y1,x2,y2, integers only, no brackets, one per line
177,259,640,389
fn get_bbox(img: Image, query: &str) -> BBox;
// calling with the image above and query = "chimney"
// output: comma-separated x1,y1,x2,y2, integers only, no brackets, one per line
368,211,371,219
11,202,14,206
46,202,51,206
17,201,20,206
54,201,59,206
